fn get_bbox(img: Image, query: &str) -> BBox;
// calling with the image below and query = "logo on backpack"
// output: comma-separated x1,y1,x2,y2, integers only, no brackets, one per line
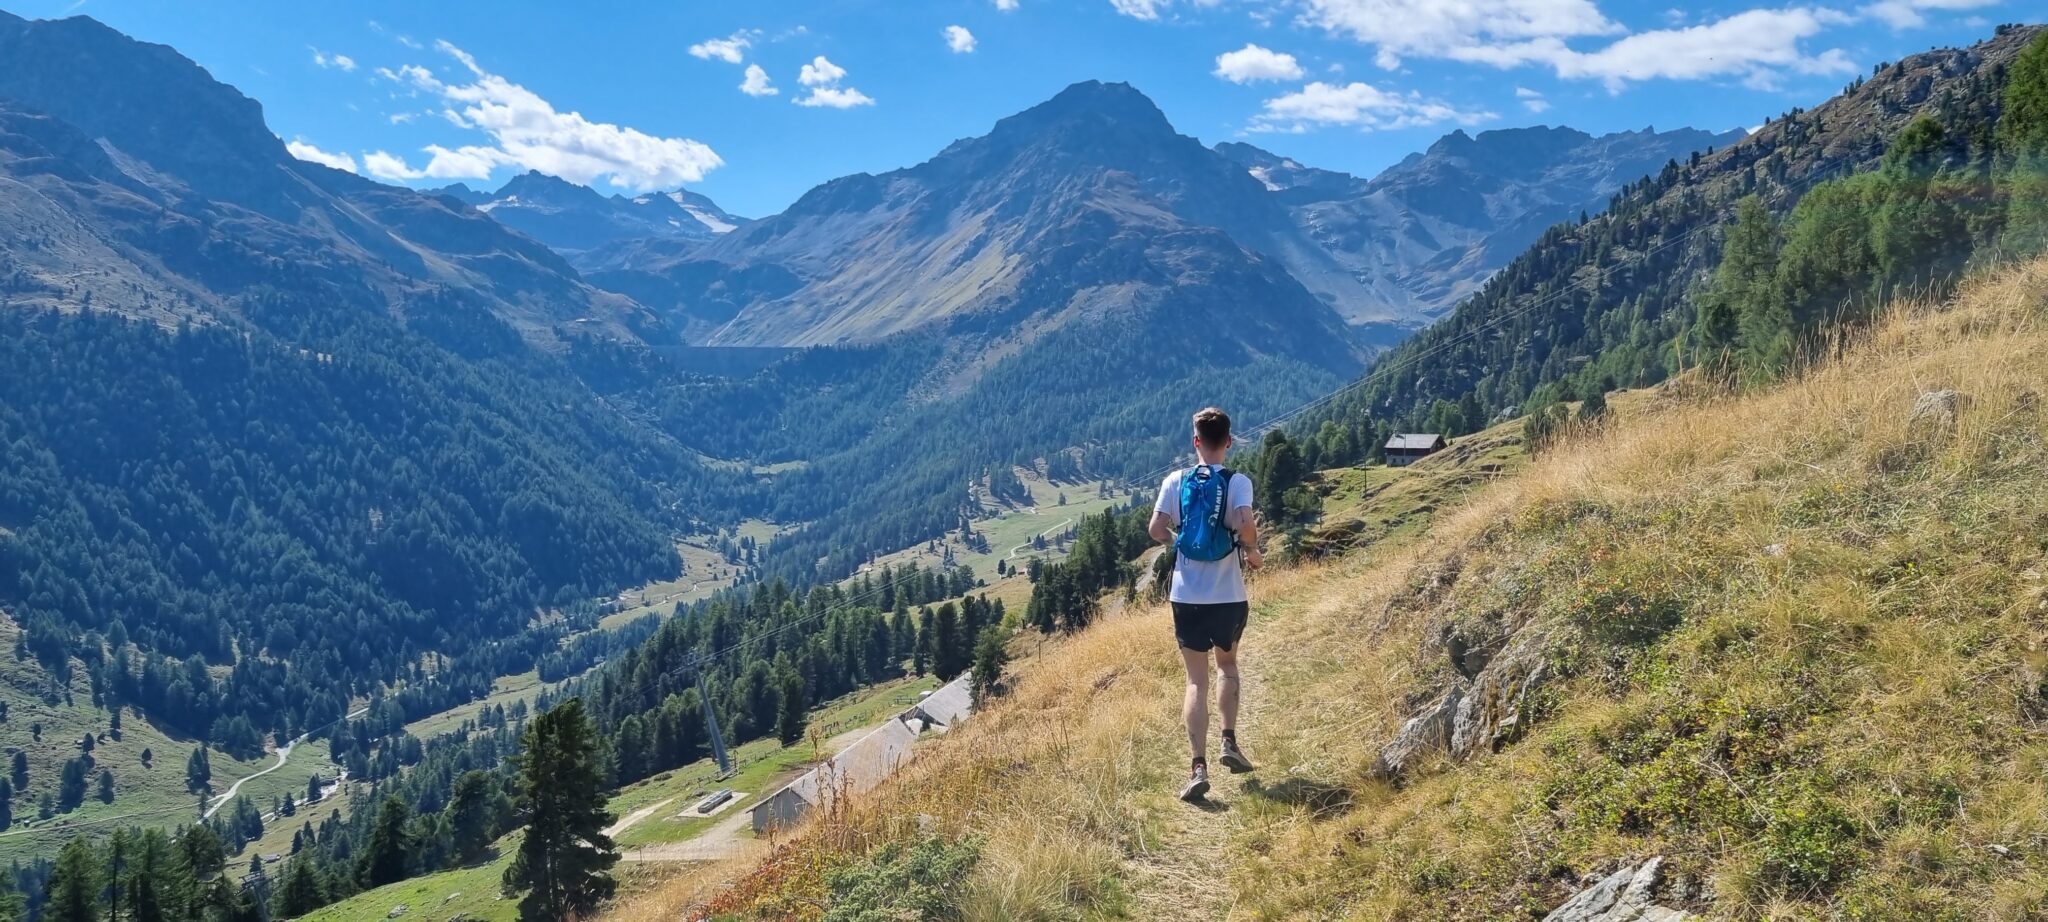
1175,465,1238,562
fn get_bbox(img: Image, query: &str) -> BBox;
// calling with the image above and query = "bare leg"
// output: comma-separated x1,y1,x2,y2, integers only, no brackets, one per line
1214,645,1241,737
1180,647,1211,761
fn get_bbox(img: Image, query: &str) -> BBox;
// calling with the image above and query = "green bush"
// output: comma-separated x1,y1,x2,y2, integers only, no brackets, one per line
823,836,982,922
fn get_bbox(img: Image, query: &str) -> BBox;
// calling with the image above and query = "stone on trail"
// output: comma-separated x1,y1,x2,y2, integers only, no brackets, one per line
1541,857,1690,922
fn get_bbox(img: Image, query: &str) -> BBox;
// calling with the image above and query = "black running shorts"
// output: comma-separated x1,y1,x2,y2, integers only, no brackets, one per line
1172,600,1250,653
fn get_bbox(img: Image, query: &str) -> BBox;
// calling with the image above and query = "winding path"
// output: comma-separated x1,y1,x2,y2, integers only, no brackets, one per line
204,706,368,819
1007,517,1075,561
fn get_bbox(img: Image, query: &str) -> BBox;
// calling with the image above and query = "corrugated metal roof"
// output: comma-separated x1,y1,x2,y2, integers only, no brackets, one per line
1385,433,1446,451
909,676,975,728
754,717,920,815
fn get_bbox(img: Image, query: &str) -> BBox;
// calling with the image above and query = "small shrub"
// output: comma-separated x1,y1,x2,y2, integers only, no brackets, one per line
823,836,982,922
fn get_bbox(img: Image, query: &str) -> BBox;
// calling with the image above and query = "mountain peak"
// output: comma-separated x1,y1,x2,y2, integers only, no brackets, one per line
994,80,1175,139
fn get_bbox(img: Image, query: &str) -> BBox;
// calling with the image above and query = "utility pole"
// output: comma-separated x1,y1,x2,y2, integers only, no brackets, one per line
670,654,733,778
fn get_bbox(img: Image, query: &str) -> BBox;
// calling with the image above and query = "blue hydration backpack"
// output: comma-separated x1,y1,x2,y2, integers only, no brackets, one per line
1175,465,1239,562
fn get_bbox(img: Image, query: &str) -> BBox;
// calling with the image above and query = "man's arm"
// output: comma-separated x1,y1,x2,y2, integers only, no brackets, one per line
1235,508,1262,570
1149,510,1176,544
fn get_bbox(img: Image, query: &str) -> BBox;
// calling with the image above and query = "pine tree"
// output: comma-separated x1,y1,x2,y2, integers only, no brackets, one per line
0,778,12,831
10,751,26,789
504,698,617,922
126,830,171,922
775,668,808,746
43,838,101,922
446,770,498,866
98,768,115,804
1254,431,1306,524
913,607,935,677
933,603,965,680
0,870,23,922
102,829,130,922
185,747,211,793
274,858,326,919
1708,196,1790,378
1998,32,2048,255
58,758,88,812
356,796,415,888
969,627,1009,705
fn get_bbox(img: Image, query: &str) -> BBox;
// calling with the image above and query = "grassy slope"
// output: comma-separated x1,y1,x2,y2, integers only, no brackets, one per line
621,258,2048,920
859,468,1131,588
0,617,337,861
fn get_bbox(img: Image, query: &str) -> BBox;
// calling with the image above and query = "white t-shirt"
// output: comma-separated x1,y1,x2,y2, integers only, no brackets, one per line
1154,466,1255,604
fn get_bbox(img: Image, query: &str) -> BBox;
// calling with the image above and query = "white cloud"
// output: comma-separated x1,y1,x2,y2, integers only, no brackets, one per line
740,64,779,96
388,111,418,124
1249,81,1494,133
369,42,722,189
791,55,875,107
945,25,978,53
1448,8,1858,90
689,30,759,64
1864,0,1999,29
1301,0,1621,60
799,56,848,86
1111,0,1171,19
311,49,357,72
1515,85,1551,112
287,139,358,173
994,0,1020,9
1301,0,1858,91
1214,44,1305,83
362,145,515,181
795,86,877,108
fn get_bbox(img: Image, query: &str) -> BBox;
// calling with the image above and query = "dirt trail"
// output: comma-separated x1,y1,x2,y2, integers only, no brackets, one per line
1123,640,1272,920
205,705,368,819
1007,517,1074,561
605,797,675,838
617,803,761,864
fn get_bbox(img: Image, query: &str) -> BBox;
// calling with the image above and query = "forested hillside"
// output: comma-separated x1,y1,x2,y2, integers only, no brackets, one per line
1289,24,2045,458
0,292,756,751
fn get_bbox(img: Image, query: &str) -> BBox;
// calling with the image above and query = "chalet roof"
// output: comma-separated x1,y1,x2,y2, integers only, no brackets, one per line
755,717,919,812
1385,433,1447,451
910,676,975,728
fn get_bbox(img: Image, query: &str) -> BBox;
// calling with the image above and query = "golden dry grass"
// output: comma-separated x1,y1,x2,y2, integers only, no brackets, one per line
610,256,2048,921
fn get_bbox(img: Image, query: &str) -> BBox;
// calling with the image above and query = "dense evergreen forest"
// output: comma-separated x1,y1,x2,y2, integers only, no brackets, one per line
0,289,761,749
569,562,999,787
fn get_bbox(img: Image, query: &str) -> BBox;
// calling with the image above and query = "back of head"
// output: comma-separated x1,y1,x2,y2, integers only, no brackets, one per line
1193,407,1231,451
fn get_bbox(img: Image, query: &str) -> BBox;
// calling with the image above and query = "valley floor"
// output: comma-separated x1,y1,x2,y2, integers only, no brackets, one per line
613,257,2048,920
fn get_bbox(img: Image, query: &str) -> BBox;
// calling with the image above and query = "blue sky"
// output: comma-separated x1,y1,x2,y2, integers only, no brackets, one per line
11,0,2026,217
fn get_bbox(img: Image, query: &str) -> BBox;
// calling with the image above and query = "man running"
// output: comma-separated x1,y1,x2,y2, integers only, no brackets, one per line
1149,407,1260,802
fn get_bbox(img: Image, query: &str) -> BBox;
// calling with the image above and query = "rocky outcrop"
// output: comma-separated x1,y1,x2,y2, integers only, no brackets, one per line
1907,389,1970,437
1451,640,1550,756
1376,614,1556,779
1373,690,1461,777
1542,857,1692,922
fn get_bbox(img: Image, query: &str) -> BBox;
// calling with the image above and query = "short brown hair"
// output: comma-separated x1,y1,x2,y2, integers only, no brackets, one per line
1193,407,1232,449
